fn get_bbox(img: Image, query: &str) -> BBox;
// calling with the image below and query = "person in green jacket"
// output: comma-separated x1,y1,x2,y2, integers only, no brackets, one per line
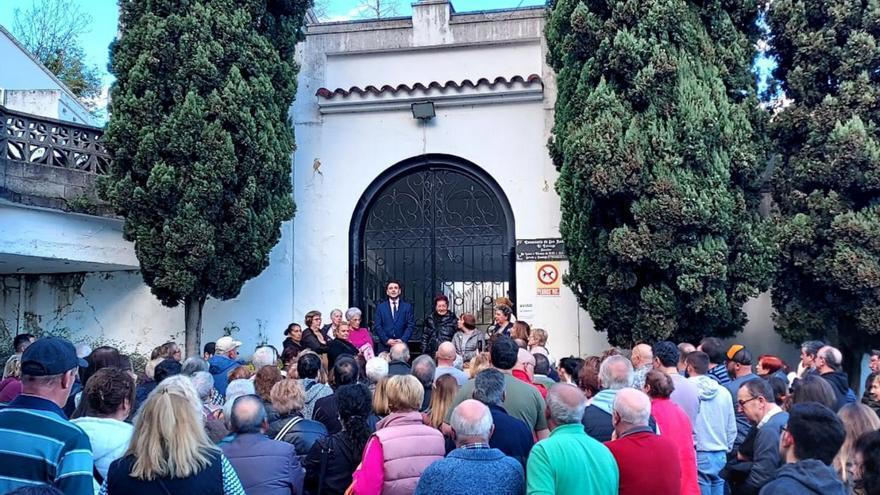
526,383,619,494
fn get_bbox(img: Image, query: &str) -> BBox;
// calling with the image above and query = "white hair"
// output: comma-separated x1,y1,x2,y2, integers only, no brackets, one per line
223,379,256,420
451,401,494,438
547,384,587,424
252,346,277,370
345,307,362,321
599,355,634,390
818,346,843,371
365,357,389,383
189,371,214,401
390,344,410,363
330,308,343,317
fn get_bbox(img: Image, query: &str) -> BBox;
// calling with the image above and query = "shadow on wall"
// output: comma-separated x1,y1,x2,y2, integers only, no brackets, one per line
721,291,800,373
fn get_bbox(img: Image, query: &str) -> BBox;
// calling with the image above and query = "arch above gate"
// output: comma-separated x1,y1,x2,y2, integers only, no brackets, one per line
349,154,517,347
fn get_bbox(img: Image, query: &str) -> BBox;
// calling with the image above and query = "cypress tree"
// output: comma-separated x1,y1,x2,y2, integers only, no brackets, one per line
546,0,775,345
101,0,309,355
768,1,880,366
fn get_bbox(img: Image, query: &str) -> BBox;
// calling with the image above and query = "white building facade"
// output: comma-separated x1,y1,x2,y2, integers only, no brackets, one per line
0,2,800,368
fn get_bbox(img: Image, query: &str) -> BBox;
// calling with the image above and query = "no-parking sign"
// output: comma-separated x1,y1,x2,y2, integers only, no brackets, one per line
536,262,560,296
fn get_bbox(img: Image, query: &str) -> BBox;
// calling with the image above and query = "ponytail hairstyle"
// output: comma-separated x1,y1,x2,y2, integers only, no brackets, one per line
336,384,373,456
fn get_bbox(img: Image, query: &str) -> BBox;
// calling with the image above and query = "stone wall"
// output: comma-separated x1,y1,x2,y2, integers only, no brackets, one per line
0,157,109,214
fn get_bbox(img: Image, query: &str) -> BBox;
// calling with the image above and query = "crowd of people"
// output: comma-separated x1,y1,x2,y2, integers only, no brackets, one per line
1,281,880,495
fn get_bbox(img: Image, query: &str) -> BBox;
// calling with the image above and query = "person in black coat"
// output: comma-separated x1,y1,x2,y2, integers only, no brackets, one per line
266,378,328,463
327,322,359,369
422,294,458,358
304,384,373,495
302,310,329,358
282,323,305,355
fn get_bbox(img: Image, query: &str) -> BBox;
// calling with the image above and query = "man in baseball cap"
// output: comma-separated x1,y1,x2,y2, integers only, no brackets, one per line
723,344,758,455
0,336,93,494
209,336,243,397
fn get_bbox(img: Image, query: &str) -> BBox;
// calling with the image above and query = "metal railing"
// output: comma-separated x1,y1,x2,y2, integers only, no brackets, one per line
0,105,109,174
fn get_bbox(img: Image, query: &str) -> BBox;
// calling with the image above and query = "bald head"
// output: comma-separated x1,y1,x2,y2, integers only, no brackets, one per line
436,342,456,364
515,348,536,376
230,394,267,434
631,344,653,368
546,383,587,427
451,399,494,446
612,388,651,432
390,343,410,362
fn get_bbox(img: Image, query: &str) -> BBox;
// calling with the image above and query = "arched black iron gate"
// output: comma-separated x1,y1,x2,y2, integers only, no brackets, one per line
350,154,516,349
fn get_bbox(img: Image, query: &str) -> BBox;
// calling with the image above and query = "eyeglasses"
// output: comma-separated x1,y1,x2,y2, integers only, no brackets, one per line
737,396,759,408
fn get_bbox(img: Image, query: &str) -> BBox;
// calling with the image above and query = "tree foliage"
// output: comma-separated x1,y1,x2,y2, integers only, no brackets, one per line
12,0,102,101
545,0,775,346
768,1,880,352
102,0,309,354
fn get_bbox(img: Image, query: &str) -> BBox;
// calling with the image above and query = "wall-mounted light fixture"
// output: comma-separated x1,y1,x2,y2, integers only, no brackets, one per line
411,101,435,120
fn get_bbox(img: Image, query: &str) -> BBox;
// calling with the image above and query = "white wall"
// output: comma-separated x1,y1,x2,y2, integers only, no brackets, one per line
0,211,296,358
324,42,543,90
0,202,139,271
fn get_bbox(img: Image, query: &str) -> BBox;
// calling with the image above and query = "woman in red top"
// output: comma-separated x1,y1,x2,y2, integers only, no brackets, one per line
644,370,700,495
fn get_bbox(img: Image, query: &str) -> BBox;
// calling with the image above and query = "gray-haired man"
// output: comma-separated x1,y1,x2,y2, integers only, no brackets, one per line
415,400,523,495
472,368,533,467
222,395,304,495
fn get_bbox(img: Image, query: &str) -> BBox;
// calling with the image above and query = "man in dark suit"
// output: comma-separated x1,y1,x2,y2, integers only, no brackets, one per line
373,280,415,352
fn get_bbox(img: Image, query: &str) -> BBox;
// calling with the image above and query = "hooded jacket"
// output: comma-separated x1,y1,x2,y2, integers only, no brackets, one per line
689,375,737,452
820,371,850,411
582,389,658,442
759,459,846,495
71,416,133,485
300,379,333,420
208,355,241,397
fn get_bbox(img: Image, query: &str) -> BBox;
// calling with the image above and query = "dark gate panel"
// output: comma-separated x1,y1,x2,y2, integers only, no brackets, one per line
351,155,515,349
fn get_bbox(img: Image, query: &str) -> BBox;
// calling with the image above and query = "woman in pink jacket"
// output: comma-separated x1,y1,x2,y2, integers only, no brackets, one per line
645,370,700,495
351,374,445,495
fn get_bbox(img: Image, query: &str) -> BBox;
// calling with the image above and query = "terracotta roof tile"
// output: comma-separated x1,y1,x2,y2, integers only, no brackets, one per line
315,74,542,99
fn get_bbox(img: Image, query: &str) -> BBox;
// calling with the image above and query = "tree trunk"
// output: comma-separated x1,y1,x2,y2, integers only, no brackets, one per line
184,295,206,358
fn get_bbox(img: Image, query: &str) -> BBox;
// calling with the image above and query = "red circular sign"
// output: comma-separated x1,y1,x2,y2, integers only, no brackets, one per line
537,264,558,285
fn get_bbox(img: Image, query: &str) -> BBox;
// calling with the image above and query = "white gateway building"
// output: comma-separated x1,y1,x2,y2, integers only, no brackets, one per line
0,1,789,364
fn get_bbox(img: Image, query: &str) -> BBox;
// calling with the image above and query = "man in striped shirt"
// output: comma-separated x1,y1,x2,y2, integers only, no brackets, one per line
0,336,93,494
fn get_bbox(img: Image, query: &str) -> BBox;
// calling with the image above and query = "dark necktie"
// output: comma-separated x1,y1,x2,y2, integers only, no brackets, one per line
392,301,398,319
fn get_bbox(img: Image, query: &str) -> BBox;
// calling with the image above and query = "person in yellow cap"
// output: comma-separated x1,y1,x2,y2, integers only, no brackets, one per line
723,345,758,455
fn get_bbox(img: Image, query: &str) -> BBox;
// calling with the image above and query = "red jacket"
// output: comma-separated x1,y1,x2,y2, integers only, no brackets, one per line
651,398,700,494
512,370,548,399
605,428,681,495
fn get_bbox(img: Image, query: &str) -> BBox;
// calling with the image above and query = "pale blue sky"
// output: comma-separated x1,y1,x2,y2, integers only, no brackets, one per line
0,0,545,86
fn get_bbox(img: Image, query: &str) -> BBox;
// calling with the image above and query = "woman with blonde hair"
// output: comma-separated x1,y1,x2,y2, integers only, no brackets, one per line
427,373,460,429
99,374,244,494
468,352,492,378
0,354,22,403
351,374,445,494
835,403,880,492
266,378,328,462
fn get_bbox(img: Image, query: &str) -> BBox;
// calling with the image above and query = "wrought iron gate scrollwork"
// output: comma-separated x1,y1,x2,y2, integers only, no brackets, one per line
350,155,516,349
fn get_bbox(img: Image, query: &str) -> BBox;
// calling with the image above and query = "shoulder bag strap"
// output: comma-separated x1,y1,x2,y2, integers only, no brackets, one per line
316,438,332,495
155,478,173,495
274,416,302,441
93,464,105,486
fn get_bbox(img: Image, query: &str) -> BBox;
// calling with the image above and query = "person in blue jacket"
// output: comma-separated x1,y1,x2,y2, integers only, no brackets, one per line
372,280,415,353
